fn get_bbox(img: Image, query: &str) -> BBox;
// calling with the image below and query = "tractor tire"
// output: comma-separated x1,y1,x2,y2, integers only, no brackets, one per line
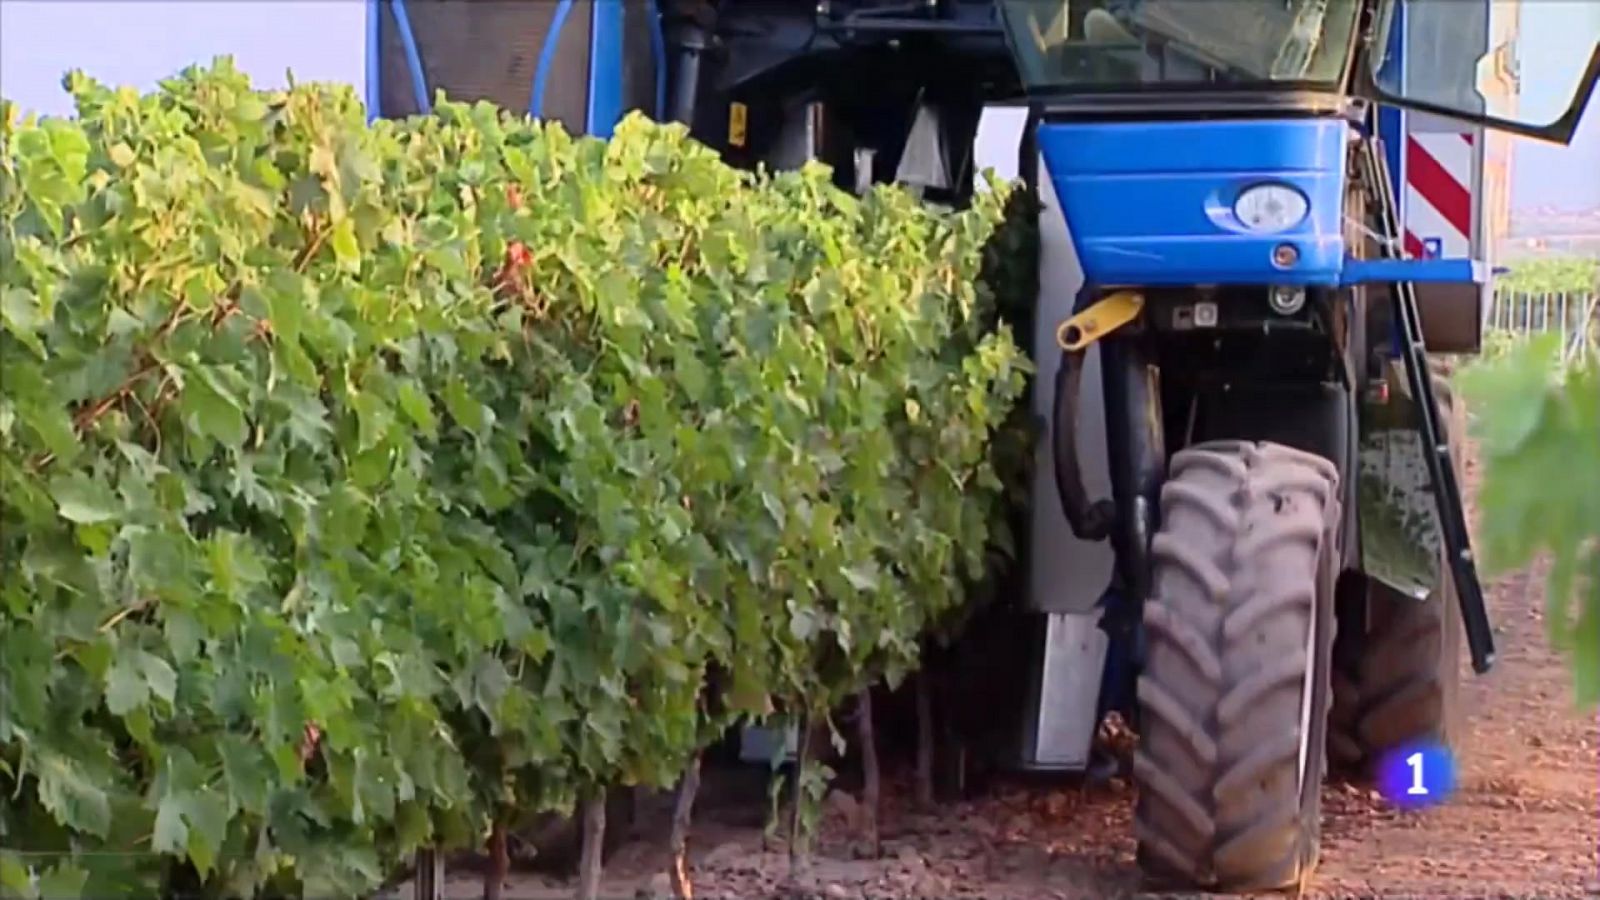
1342,569,1463,768
1328,359,1465,773
1133,441,1341,892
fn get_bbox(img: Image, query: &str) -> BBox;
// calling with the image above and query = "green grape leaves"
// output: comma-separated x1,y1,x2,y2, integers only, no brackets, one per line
1459,335,1600,706
0,59,1033,896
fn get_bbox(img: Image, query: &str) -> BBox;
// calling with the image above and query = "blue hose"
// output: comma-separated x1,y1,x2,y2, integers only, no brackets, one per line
365,0,381,120
648,0,668,121
390,0,432,114
530,0,578,118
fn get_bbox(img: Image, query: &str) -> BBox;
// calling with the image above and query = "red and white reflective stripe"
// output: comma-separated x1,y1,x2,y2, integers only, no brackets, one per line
1403,130,1475,259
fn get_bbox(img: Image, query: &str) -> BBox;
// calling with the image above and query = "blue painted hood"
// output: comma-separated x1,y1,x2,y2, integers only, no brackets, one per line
1037,118,1349,287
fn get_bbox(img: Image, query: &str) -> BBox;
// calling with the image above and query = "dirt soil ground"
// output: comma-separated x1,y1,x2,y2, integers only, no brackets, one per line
393,443,1599,900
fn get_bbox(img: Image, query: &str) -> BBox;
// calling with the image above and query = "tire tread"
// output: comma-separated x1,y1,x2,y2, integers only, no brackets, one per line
1327,355,1464,773
1134,440,1340,891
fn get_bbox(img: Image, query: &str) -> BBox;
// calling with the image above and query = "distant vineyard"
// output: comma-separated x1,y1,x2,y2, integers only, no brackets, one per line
1486,289,1599,367
1495,256,1598,295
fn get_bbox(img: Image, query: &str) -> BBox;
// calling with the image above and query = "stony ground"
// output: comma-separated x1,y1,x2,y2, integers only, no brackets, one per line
393,443,1599,900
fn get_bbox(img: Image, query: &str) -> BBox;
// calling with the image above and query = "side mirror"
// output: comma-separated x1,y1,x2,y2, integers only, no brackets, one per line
1360,0,1600,145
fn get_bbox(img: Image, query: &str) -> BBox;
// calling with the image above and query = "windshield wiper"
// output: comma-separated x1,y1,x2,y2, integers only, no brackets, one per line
1130,0,1330,80
1270,0,1330,79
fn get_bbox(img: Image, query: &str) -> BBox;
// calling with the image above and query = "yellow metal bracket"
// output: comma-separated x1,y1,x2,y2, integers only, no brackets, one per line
1055,291,1144,353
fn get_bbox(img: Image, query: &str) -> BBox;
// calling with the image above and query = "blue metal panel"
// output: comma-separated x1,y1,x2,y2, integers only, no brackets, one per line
365,0,381,121
1036,119,1349,287
1376,0,1407,205
1378,103,1405,205
1340,258,1485,287
586,0,626,137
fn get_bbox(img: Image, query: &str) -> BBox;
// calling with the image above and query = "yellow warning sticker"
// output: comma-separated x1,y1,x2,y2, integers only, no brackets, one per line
729,102,748,148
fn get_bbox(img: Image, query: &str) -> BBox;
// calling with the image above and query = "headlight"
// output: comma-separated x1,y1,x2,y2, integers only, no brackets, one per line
1233,183,1309,234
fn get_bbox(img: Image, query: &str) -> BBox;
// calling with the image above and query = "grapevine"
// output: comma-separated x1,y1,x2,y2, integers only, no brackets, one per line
0,60,1030,898
1458,335,1599,707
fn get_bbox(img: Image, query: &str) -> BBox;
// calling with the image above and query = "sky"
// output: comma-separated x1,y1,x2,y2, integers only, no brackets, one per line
0,0,1595,210
0,1,367,114
1511,2,1600,212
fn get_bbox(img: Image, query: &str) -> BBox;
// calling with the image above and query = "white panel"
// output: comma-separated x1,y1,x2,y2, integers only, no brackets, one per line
1405,187,1472,257
971,106,1115,616
972,104,1027,188
1414,132,1474,178
1405,114,1485,260
1029,153,1115,615
1,1,367,117
1027,612,1108,769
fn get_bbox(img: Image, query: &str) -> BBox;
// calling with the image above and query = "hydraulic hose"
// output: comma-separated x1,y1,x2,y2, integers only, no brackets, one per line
667,29,707,126
390,0,432,115
1052,348,1116,542
531,0,578,119
648,0,669,121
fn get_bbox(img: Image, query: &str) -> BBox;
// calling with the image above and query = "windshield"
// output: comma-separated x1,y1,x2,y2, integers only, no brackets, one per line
998,0,1364,93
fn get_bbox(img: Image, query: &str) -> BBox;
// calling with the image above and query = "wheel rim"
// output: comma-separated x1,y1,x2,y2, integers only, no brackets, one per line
1298,531,1334,797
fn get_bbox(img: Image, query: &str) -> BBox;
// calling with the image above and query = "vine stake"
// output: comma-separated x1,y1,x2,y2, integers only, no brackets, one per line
856,689,881,857
575,792,607,900
668,752,703,900
484,819,509,900
915,669,936,810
